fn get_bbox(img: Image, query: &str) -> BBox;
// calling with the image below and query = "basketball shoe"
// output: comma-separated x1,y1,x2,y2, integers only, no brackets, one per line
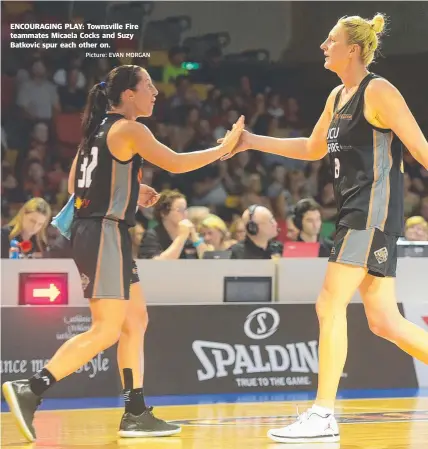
267,406,340,443
2,380,42,442
118,407,181,438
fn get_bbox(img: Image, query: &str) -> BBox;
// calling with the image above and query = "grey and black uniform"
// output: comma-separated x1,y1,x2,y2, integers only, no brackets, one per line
327,73,404,277
72,113,143,299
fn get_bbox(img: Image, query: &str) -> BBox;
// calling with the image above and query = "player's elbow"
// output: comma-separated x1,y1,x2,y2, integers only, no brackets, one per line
307,140,327,161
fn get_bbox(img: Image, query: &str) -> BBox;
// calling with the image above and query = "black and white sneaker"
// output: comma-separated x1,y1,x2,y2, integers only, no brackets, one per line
2,380,42,442
118,407,181,438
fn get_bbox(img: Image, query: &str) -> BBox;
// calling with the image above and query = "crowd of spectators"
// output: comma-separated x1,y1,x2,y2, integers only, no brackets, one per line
2,6,428,260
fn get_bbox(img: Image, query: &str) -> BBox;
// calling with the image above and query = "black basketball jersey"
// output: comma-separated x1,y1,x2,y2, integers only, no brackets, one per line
327,73,404,236
74,113,143,227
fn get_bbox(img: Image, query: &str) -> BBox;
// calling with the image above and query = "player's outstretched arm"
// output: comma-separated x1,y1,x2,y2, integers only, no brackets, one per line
365,78,428,170
221,86,342,161
122,116,245,173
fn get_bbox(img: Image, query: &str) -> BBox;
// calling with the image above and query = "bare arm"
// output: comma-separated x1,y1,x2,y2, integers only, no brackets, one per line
68,152,79,194
153,236,188,260
108,116,244,174
365,79,428,170
223,87,341,161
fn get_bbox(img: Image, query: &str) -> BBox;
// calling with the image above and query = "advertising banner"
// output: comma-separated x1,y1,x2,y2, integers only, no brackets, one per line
1,304,418,399
143,304,418,395
1,307,120,398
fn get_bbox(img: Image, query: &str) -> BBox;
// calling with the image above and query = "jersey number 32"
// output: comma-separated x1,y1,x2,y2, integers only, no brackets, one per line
77,147,98,188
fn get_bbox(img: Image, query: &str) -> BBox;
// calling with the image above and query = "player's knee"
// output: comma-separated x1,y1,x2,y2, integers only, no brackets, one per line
316,287,347,321
366,309,401,339
122,307,148,336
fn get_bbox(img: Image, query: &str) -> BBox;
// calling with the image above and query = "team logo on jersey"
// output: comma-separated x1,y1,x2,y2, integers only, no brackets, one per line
75,197,91,209
374,247,388,264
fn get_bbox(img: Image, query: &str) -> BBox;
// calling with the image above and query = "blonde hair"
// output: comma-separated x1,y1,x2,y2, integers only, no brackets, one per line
200,214,228,237
8,198,51,250
338,13,387,66
405,216,428,231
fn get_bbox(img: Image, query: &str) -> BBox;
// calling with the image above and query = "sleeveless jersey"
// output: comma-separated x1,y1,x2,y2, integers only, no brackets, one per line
74,113,143,227
327,73,404,236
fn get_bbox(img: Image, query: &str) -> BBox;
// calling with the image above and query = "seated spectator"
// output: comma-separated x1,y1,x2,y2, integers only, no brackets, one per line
240,172,270,211
16,59,60,121
53,52,86,89
58,68,86,113
293,198,333,257
230,205,282,259
404,216,428,242
163,46,189,84
286,214,299,241
403,172,421,218
129,223,145,259
229,217,246,242
139,190,208,259
42,226,72,258
1,197,51,258
199,214,234,251
187,206,211,229
271,190,290,243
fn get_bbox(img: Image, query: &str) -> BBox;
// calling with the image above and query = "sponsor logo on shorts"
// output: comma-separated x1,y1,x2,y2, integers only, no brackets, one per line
171,410,428,426
374,247,388,264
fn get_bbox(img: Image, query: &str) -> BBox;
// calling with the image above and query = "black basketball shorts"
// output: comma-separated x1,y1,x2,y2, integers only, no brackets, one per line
71,218,140,299
329,226,398,278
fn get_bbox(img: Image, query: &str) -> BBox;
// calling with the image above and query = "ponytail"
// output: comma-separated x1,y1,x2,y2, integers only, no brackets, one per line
79,83,108,154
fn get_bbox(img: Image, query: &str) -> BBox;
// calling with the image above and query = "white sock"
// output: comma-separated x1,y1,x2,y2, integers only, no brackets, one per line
311,404,334,417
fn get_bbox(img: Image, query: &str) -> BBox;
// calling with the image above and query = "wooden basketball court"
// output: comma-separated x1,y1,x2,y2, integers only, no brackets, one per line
2,395,428,448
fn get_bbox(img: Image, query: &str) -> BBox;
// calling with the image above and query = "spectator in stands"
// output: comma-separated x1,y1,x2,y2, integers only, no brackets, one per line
286,214,299,241
187,206,210,229
404,216,428,242
230,205,281,259
139,190,208,259
129,223,145,259
57,68,87,113
16,59,60,121
267,92,285,119
271,190,290,243
229,217,246,242
403,172,421,218
191,165,228,207
199,214,235,251
53,52,86,90
421,196,428,222
1,197,51,258
293,198,333,257
163,46,189,84
240,172,270,211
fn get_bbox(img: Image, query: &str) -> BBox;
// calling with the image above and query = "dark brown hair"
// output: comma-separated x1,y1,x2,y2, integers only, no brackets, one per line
79,65,143,155
153,190,186,222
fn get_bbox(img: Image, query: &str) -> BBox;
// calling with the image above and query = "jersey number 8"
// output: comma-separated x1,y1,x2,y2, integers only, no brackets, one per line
77,147,98,188
334,157,340,179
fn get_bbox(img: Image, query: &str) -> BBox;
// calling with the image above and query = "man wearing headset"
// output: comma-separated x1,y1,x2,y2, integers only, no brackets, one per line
230,205,282,259
293,198,333,257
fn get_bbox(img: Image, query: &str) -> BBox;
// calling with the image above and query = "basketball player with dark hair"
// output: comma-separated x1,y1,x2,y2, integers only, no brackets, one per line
222,13,428,443
3,65,244,442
